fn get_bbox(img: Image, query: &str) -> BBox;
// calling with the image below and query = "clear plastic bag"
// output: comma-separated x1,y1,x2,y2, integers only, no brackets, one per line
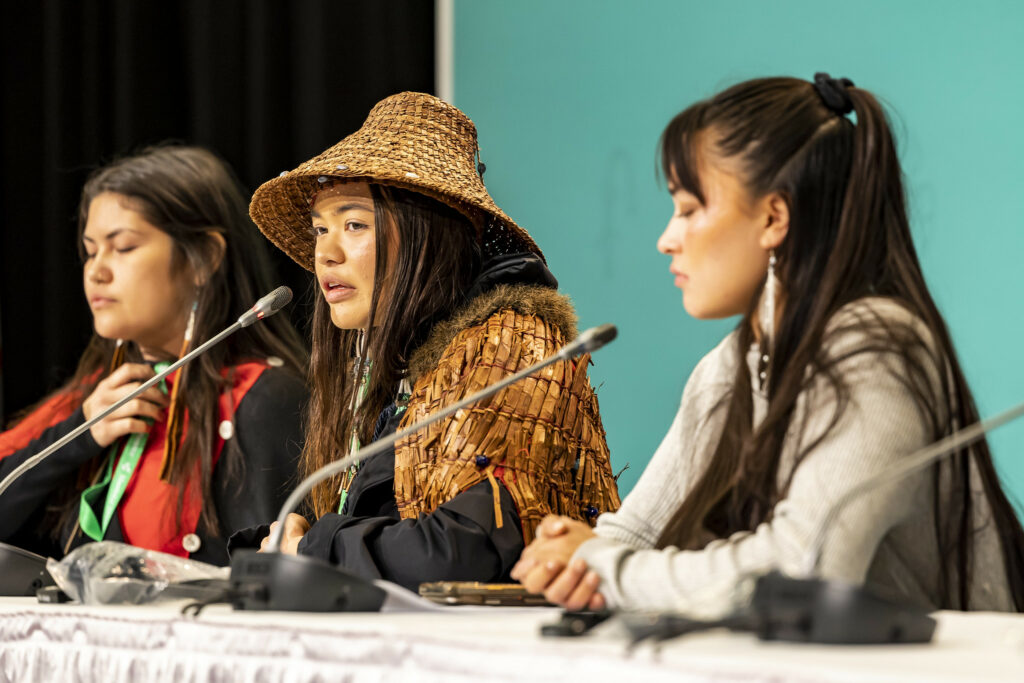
46,541,230,605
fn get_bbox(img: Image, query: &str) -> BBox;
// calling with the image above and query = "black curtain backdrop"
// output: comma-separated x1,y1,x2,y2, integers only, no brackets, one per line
0,0,435,422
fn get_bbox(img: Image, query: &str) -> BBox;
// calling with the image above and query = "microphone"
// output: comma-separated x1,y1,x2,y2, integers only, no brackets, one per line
615,399,1024,648
804,400,1024,577
0,286,294,501
237,286,293,328
229,323,618,612
747,398,1024,645
562,323,617,356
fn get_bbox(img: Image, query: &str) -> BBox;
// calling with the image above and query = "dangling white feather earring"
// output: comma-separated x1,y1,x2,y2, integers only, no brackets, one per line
758,250,778,389
762,250,777,345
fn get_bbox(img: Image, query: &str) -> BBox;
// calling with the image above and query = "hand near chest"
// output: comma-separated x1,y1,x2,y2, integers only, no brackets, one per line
81,364,169,448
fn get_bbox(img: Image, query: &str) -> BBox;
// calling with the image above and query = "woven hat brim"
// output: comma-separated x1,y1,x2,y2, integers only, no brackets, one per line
250,163,542,272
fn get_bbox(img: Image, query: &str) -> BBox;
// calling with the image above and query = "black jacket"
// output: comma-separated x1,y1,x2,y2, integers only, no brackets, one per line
0,367,306,566
296,406,525,589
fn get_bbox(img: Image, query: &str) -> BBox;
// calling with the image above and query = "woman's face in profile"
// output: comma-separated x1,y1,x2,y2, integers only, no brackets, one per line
82,192,192,357
311,181,378,330
656,153,772,320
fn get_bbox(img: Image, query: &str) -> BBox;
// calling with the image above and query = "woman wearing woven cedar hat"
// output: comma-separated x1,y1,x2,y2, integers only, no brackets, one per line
513,74,1024,614
242,91,621,589
0,146,308,565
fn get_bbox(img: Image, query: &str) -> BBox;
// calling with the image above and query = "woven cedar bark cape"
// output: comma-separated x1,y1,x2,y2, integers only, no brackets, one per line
394,284,621,542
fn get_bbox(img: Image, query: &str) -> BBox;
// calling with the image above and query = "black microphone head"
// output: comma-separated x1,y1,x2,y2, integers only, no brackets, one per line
238,286,293,327
575,324,618,354
261,286,293,314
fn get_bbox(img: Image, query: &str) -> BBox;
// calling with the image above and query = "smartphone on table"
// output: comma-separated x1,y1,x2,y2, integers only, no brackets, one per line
418,581,552,606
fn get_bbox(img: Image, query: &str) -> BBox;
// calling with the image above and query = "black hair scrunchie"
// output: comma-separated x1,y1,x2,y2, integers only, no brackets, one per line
813,72,856,115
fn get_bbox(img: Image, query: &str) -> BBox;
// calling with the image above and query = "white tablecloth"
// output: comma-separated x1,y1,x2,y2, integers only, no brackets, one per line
0,598,1022,682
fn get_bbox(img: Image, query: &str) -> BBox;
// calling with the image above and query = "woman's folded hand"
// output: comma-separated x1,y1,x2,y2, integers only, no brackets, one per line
511,514,605,610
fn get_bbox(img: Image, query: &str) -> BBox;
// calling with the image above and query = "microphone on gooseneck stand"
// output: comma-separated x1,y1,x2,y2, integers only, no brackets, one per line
0,286,294,596
228,323,619,613
625,399,1024,646
236,286,294,328
747,399,1024,645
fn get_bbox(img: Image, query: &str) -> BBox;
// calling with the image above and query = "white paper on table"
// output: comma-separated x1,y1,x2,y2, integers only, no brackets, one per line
373,580,449,612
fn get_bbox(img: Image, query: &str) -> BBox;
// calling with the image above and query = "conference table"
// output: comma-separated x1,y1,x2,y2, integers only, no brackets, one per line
0,597,1022,682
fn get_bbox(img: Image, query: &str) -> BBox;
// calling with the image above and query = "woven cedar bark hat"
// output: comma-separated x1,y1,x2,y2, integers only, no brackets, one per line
250,91,543,271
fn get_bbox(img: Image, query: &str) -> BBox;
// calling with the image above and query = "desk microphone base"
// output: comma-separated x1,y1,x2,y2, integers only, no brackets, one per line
229,550,386,612
0,542,54,597
751,571,936,644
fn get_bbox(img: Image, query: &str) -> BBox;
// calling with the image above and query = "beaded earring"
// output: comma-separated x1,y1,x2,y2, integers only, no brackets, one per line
109,338,126,373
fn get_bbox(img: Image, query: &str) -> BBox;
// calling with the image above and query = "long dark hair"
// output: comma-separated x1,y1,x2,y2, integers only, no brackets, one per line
37,145,308,539
304,184,482,516
654,77,1024,610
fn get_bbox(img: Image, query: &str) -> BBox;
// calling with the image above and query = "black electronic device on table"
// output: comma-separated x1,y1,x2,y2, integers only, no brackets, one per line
602,574,936,646
541,610,613,637
229,550,386,612
747,571,936,644
0,542,54,596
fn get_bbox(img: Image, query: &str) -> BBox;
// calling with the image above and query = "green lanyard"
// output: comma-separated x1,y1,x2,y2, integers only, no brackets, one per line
338,362,371,514
79,362,170,542
337,374,411,515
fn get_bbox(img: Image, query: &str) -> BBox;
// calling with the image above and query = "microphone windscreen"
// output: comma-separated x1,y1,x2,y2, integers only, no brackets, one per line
238,286,293,327
575,324,618,354
260,286,293,316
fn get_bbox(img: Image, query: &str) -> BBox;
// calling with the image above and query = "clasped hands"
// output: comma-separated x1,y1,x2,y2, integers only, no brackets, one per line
510,515,605,611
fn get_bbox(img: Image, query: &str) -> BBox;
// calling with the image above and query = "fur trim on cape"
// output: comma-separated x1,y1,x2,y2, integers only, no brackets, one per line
407,284,578,384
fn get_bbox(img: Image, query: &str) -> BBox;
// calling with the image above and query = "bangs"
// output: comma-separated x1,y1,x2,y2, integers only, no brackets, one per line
658,103,709,204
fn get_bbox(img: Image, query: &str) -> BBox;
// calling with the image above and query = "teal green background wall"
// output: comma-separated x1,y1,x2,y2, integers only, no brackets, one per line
452,0,1024,506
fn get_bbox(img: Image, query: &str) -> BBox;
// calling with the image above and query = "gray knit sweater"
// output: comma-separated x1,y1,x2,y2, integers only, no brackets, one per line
575,299,1015,616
